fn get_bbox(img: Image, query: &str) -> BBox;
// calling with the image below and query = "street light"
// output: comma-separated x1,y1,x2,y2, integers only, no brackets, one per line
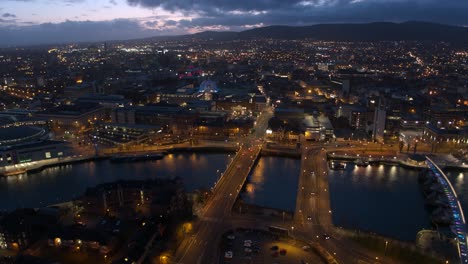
385,240,388,256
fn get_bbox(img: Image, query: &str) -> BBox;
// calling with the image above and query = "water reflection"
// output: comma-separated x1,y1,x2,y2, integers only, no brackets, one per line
241,157,300,211
328,162,431,241
0,153,230,211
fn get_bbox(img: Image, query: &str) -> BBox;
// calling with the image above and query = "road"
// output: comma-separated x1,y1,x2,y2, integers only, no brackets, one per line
174,108,273,264
295,144,400,264
174,109,407,264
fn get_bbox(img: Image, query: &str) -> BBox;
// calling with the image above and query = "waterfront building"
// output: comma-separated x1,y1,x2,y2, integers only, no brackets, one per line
0,140,72,175
0,126,47,146
80,179,190,218
423,124,468,144
93,123,162,146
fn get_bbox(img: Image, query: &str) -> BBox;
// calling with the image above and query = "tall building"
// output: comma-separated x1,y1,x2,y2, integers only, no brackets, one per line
372,97,386,142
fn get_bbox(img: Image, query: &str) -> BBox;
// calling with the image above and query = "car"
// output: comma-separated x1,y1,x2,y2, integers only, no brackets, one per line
270,245,279,251
271,251,279,257
302,245,311,251
244,248,252,253
307,215,312,221
279,249,287,255
224,251,233,259
227,235,235,240
323,234,330,240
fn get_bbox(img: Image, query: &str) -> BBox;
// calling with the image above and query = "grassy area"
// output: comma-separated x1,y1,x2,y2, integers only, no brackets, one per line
351,235,440,264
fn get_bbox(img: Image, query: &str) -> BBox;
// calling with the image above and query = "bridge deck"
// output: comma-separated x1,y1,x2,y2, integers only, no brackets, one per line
426,157,468,264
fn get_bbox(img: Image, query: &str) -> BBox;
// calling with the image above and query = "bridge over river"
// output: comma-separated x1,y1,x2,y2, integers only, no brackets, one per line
426,157,468,263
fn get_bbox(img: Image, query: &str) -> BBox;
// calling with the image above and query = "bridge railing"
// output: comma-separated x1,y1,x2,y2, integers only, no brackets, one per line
426,156,468,264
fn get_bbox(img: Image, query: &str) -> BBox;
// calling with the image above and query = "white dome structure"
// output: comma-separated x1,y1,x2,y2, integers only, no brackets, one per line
198,80,219,93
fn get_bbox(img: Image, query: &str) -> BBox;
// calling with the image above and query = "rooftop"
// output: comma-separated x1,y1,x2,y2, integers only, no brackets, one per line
37,102,103,116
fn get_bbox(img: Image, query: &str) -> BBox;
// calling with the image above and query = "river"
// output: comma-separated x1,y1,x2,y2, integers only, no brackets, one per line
0,153,230,211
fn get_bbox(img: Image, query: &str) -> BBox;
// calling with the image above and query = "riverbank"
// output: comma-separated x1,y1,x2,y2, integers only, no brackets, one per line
0,141,240,177
334,227,445,264
1,140,307,177
0,155,104,177
328,152,468,171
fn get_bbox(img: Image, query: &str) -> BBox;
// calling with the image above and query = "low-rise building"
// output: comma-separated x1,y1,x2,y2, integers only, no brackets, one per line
80,179,191,218
93,123,162,146
0,140,72,174
35,102,107,131
423,124,468,144
0,208,60,250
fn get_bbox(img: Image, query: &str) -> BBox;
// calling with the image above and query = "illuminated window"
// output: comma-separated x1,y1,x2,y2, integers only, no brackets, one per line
45,152,51,159
58,152,63,156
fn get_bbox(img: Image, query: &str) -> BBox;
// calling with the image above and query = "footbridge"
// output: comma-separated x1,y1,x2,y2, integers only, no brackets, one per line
426,157,468,263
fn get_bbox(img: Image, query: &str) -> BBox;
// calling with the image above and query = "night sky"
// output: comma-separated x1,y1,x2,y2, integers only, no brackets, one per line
1,0,467,46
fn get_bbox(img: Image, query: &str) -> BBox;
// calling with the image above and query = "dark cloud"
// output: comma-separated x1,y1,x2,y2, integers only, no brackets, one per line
164,20,178,26
2,13,16,18
126,0,468,26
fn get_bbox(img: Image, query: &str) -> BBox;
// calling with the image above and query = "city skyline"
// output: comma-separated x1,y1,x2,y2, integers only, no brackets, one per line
1,0,468,46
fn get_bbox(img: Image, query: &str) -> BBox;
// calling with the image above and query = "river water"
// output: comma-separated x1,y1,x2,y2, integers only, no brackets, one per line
1,152,467,243
241,156,301,212
0,153,230,211
327,163,431,241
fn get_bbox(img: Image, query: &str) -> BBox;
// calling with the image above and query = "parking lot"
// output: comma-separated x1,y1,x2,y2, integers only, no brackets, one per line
220,229,325,264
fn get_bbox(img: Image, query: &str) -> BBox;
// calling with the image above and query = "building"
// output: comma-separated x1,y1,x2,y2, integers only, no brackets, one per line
302,115,334,141
427,106,467,129
0,126,47,146
253,95,268,112
80,179,191,218
64,82,94,99
0,208,59,250
35,102,107,131
336,105,367,130
48,226,117,254
93,123,162,146
76,95,131,109
111,103,197,136
0,140,72,175
423,124,468,144
372,98,386,142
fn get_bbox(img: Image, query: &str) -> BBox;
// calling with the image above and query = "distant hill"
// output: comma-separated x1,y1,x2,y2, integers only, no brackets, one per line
163,22,468,43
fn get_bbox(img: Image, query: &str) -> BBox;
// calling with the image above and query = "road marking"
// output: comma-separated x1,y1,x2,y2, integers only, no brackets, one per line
178,237,195,263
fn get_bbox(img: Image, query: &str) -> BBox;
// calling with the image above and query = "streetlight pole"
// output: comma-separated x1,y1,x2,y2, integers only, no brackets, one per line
384,240,388,256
